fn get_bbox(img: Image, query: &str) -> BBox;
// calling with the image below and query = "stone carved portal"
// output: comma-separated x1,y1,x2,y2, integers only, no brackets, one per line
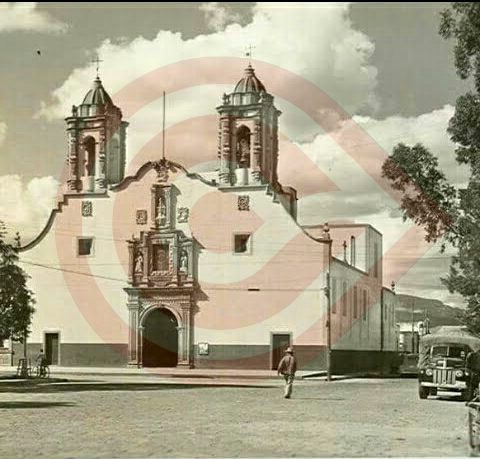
125,291,194,368
125,182,195,368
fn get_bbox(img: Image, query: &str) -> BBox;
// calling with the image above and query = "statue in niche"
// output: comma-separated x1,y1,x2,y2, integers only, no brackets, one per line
134,251,144,274
156,195,167,226
179,250,188,273
239,138,250,167
236,126,251,168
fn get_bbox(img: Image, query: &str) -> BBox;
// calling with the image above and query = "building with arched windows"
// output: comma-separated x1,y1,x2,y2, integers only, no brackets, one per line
10,65,398,372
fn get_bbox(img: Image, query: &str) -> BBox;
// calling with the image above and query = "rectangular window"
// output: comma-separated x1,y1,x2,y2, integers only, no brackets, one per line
77,237,94,256
374,242,379,278
342,281,347,316
362,289,368,321
234,234,251,254
331,278,337,314
353,286,358,319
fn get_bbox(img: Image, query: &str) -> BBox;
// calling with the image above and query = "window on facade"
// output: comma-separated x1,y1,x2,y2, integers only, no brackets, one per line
78,237,94,256
362,289,368,321
350,236,356,266
353,286,358,319
342,281,347,316
234,234,251,254
331,277,337,314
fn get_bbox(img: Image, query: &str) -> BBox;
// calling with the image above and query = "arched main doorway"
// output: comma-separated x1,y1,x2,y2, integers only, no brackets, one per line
142,308,178,367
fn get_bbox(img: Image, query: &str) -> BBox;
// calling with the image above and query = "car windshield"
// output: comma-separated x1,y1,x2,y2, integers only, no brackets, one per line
431,345,468,359
431,346,448,357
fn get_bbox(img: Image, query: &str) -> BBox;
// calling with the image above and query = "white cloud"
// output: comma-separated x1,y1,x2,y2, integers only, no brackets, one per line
0,175,59,242
298,104,463,224
33,3,463,305
297,104,466,307
199,2,240,32
0,3,67,34
38,2,378,124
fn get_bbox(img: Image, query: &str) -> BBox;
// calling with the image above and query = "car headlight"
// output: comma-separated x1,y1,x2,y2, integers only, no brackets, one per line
456,370,464,378
426,369,433,376
466,370,471,377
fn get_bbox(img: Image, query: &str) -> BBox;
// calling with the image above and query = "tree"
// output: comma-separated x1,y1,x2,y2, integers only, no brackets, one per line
0,221,35,343
382,2,480,334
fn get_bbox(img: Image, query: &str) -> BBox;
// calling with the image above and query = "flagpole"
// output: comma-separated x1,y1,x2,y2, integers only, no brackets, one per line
162,91,166,160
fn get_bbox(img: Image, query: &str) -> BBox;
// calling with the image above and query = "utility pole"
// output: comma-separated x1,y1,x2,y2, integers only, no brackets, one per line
411,299,415,353
320,223,332,382
325,272,332,382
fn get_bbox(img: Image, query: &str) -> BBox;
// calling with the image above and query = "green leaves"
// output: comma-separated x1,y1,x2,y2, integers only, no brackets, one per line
0,221,35,342
439,3,480,88
381,143,458,244
380,3,480,334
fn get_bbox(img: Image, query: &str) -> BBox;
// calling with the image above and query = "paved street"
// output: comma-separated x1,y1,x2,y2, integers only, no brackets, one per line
0,376,471,458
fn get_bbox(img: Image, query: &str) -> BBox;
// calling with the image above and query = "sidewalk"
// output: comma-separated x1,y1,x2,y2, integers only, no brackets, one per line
0,364,325,381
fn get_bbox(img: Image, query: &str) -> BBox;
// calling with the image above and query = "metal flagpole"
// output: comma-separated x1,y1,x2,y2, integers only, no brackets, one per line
162,91,166,160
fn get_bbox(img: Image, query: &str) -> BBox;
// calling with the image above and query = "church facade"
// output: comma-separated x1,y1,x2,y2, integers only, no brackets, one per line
13,65,398,371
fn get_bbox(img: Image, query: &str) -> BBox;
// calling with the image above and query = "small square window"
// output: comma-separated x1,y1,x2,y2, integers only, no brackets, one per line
234,234,251,254
78,238,94,256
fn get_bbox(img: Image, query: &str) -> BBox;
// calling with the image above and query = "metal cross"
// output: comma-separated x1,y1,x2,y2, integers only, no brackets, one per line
245,44,255,64
91,56,103,77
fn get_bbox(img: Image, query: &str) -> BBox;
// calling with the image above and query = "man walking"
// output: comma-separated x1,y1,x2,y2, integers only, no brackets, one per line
277,347,297,399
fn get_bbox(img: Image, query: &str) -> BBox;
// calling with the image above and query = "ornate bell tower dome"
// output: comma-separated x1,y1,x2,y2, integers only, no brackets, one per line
65,74,128,193
216,64,281,187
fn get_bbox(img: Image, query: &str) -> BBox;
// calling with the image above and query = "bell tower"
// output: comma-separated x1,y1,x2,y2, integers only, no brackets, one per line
65,76,128,193
217,64,281,187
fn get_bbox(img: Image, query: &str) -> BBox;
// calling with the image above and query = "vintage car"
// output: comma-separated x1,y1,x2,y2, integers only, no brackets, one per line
418,330,480,401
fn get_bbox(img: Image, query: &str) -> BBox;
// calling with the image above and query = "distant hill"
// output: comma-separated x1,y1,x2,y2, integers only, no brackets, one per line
396,294,463,328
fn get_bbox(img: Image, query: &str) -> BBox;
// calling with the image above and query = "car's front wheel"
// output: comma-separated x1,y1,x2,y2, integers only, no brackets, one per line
419,385,429,399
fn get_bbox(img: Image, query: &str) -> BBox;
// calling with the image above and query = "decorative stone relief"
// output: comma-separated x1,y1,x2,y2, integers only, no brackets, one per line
81,200,93,217
152,158,179,183
238,195,250,211
136,209,147,225
177,207,189,223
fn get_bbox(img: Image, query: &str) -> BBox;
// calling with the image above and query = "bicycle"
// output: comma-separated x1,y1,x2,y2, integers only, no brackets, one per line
16,358,33,378
34,363,50,378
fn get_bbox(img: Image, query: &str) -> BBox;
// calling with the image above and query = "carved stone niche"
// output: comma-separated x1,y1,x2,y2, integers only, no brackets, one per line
151,184,175,230
127,229,195,289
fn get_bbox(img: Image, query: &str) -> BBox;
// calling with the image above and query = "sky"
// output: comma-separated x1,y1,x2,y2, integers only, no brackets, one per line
0,2,472,307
